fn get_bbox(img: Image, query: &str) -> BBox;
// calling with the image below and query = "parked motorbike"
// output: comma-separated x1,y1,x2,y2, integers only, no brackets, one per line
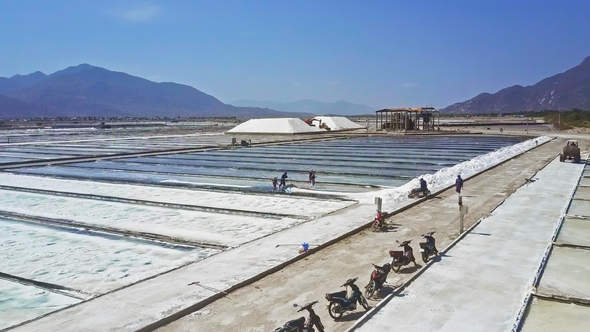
364,263,391,298
274,301,324,332
371,212,385,232
325,277,370,319
407,187,430,198
419,231,438,263
389,240,418,272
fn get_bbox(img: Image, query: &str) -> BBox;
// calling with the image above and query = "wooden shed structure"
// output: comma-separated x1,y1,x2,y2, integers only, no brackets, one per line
376,107,440,131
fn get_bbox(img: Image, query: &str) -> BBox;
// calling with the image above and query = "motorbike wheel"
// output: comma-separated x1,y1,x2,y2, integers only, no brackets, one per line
422,252,429,263
365,282,375,298
359,295,370,310
372,221,379,232
328,302,343,320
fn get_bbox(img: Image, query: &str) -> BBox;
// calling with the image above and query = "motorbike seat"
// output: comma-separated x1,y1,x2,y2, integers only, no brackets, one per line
284,317,305,329
389,250,403,258
325,290,347,300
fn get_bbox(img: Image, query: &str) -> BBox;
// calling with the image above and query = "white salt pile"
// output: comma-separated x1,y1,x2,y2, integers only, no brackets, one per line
374,136,553,209
227,118,324,134
312,116,364,131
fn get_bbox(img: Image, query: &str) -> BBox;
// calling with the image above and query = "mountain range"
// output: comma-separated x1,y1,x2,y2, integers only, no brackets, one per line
3,56,589,118
232,99,375,115
0,64,292,119
442,56,590,114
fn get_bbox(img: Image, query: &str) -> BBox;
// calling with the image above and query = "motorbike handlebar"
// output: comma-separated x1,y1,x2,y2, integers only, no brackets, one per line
297,300,318,312
398,240,411,247
341,277,358,287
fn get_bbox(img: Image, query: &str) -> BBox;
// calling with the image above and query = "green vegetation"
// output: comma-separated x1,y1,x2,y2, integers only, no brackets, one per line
530,109,590,130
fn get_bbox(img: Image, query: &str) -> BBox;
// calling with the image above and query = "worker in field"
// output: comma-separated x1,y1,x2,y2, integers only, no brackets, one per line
455,174,464,197
419,178,428,197
309,169,316,187
279,172,288,190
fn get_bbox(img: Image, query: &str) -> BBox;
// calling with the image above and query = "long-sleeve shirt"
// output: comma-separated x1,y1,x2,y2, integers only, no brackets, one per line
455,177,464,193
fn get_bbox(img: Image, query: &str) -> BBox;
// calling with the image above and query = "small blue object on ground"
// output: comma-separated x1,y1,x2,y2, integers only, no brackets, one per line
301,242,309,252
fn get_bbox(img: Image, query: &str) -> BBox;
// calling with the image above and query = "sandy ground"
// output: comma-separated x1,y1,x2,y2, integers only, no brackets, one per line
158,139,563,332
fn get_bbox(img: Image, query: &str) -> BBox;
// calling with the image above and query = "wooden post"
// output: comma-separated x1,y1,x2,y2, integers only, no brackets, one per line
377,111,380,131
458,195,466,234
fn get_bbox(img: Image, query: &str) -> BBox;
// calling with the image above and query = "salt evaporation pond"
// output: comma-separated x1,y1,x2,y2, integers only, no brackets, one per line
9,135,525,190
0,279,79,330
0,216,219,301
0,135,526,326
0,173,353,218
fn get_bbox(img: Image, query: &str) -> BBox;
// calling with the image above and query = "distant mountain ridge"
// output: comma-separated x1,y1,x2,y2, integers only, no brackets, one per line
0,71,47,94
233,99,375,115
442,56,590,114
0,64,293,119
0,94,45,118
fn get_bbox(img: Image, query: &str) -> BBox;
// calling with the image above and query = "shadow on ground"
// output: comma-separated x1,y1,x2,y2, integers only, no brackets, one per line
334,310,370,322
396,264,422,274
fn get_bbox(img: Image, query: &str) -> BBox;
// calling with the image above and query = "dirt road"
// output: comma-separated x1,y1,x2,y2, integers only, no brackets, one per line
159,139,562,332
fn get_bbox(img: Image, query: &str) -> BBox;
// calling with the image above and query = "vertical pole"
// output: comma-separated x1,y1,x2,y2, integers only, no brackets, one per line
389,111,391,130
375,196,382,213
458,196,464,234
405,112,407,131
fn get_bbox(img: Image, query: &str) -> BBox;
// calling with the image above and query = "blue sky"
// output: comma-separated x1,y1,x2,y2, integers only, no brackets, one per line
1,0,589,108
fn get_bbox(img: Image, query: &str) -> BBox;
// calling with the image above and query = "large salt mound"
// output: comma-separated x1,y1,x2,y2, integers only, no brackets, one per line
312,116,364,131
227,118,324,134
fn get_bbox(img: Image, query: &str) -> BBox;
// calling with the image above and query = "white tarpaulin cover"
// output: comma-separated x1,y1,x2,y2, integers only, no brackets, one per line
227,118,324,134
312,116,363,131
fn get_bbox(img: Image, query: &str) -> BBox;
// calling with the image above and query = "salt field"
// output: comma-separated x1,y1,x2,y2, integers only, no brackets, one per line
516,159,590,332
0,218,218,295
0,279,78,330
6,135,524,189
0,132,527,329
0,122,227,144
